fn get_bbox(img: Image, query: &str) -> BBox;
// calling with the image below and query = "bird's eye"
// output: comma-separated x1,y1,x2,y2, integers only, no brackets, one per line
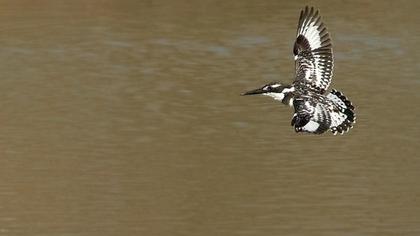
263,86,271,91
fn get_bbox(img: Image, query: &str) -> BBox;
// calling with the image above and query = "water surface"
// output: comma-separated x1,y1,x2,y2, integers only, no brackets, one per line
0,1,419,235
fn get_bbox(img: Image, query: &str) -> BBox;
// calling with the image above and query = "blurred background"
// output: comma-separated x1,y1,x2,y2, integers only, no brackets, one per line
0,0,419,235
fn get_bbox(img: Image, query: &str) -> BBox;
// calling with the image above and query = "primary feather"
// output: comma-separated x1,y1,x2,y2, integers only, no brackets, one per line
293,6,333,94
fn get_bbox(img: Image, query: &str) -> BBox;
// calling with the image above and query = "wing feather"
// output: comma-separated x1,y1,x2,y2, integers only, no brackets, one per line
293,6,334,94
292,91,356,135
292,97,330,134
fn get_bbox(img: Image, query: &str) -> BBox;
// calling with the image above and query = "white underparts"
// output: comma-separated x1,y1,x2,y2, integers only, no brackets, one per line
288,98,294,107
302,121,320,132
264,92,284,101
282,87,295,93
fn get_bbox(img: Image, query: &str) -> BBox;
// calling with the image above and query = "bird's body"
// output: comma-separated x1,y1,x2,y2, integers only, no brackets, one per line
243,6,356,135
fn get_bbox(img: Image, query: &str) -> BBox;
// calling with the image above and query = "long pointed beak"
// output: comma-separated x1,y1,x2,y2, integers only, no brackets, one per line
241,87,265,96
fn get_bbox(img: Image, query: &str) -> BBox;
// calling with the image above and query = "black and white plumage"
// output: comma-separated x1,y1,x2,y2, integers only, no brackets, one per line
242,6,356,135
294,6,333,94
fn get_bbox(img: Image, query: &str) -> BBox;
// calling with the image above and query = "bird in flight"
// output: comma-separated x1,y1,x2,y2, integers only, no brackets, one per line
242,6,356,135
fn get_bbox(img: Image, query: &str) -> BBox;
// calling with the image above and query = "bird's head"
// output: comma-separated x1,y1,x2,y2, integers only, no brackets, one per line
242,82,294,101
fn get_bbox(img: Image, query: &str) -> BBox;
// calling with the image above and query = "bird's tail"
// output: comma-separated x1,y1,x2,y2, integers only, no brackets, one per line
328,89,356,135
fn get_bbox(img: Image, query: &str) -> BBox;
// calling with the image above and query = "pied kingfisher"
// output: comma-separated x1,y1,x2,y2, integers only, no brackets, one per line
243,6,356,135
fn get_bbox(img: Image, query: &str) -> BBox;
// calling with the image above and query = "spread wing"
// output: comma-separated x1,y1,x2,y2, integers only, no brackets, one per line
293,6,333,94
291,91,356,135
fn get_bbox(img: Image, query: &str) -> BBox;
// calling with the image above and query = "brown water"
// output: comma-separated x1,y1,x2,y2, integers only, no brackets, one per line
0,0,419,235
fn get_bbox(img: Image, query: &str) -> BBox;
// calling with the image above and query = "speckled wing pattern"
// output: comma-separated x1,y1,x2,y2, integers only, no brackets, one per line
293,6,333,94
291,90,356,135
